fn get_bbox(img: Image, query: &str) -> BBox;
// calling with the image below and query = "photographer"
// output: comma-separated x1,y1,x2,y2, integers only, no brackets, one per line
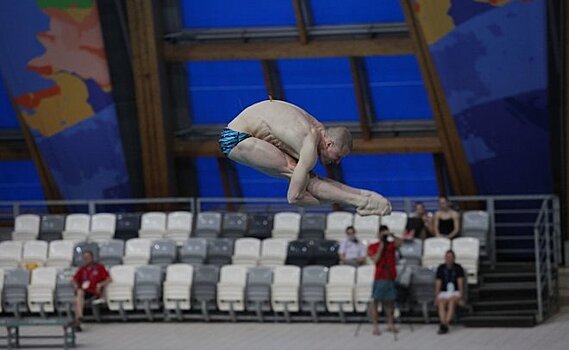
367,225,402,335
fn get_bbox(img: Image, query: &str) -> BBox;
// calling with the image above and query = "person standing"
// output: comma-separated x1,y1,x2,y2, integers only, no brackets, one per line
367,225,402,335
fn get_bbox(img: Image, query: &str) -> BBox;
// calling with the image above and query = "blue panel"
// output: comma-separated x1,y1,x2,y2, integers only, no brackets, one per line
278,58,358,121
196,157,224,197
365,55,432,120
0,161,44,201
0,81,18,129
188,61,267,124
341,154,438,197
181,0,295,28
310,0,404,25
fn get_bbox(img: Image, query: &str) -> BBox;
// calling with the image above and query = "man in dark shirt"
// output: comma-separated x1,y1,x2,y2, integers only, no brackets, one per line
435,250,465,334
72,250,111,331
367,225,402,335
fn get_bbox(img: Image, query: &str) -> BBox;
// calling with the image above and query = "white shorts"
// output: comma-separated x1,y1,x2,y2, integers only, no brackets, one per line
437,291,462,300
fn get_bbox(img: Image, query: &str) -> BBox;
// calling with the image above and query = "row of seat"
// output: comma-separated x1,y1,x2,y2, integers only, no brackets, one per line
0,264,441,321
10,210,490,245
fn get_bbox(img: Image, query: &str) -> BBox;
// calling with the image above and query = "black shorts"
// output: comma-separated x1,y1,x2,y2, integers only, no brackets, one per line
84,291,97,302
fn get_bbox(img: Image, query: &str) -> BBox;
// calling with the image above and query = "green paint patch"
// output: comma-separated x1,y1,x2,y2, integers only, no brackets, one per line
37,0,93,9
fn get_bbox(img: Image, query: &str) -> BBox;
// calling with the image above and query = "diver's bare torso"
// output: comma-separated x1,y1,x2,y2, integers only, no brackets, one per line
227,100,324,159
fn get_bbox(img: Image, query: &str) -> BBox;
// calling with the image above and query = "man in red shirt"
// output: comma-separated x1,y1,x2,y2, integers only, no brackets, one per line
367,225,402,335
72,250,111,331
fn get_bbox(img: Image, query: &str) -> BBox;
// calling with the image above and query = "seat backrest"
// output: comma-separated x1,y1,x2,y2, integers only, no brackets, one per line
234,238,261,257
65,214,90,233
4,268,30,287
261,238,288,257
150,239,177,257
166,264,194,284
328,265,356,284
247,266,272,285
247,213,273,236
326,212,354,231
110,265,135,286
380,211,408,236
412,267,436,285
300,213,326,232
193,265,220,284
462,211,489,232
399,239,423,260
356,265,375,285
180,238,208,257
90,213,116,233
40,215,65,234
273,212,301,233
167,211,193,231
315,239,339,256
219,265,248,284
14,214,41,233
302,266,328,285
140,212,167,231
0,241,23,261
72,241,100,266
31,267,57,288
353,214,380,234
222,212,248,231
286,239,311,257
135,265,162,284
125,238,152,257
195,212,222,233
99,239,125,258
273,265,300,285
23,240,48,259
452,237,480,258
115,213,142,231
48,240,74,259
423,237,451,258
208,238,234,257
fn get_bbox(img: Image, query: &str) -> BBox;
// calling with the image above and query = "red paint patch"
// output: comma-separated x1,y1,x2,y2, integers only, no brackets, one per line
413,2,421,12
14,85,61,109
79,45,106,59
27,64,53,76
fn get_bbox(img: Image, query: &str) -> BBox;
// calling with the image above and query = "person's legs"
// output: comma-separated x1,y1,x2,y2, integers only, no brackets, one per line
437,297,447,325
445,296,460,325
369,300,381,335
383,301,398,333
74,289,85,324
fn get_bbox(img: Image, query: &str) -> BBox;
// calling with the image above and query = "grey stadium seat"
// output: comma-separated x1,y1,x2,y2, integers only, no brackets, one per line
72,241,99,267
246,214,273,240
2,268,30,316
300,265,328,321
134,265,163,320
206,238,234,266
150,239,177,267
299,213,326,240
411,267,437,323
285,239,314,267
221,212,248,239
462,211,489,250
399,239,423,266
246,266,273,320
55,268,77,315
98,239,125,267
313,239,339,267
191,265,220,319
180,238,208,265
115,213,141,241
194,212,222,238
40,215,65,242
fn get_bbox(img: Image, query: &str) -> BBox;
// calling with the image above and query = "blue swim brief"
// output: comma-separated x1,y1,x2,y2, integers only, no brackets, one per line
218,127,252,157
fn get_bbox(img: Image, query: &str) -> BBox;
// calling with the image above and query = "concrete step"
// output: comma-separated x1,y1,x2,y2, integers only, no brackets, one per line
462,315,536,327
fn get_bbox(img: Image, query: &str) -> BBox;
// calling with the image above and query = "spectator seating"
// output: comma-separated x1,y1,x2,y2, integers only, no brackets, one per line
115,213,141,241
62,214,91,242
165,211,193,245
123,238,152,266
180,238,208,265
21,240,48,268
462,211,489,249
134,265,163,317
55,268,76,314
285,239,313,267
246,214,273,240
353,214,380,242
326,265,356,314
194,212,222,238
399,239,423,266
246,266,272,317
72,241,99,267
313,239,340,267
452,237,480,284
206,238,234,266
299,213,326,240
11,214,41,241
0,269,4,312
272,212,301,241
149,239,177,267
217,265,248,313
99,239,125,267
89,213,116,243
191,265,220,313
271,265,301,313
232,238,261,266
300,266,328,318
354,265,374,312
106,265,136,312
422,237,451,269
163,264,193,312
259,238,288,266
46,240,74,268
324,211,354,241
2,268,30,316
28,266,57,314
39,215,65,242
0,241,23,268
139,212,167,241
221,212,248,239
410,267,436,323
381,211,408,237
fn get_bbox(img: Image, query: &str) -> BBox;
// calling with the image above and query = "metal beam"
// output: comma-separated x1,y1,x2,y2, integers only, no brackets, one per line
261,60,285,100
400,0,477,196
292,0,309,44
163,35,413,61
0,141,29,160
349,57,373,141
125,0,175,197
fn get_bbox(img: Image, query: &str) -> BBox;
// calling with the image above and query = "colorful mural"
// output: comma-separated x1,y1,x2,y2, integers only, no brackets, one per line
0,0,131,199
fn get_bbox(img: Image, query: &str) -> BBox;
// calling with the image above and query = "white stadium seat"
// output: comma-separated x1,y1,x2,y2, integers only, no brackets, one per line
89,213,116,243
11,214,41,241
326,265,356,313
452,237,480,284
232,238,261,267
324,212,354,241
353,214,380,242
21,240,48,267
106,265,136,311
28,266,57,313
422,237,451,269
46,240,74,268
259,238,288,266
0,241,23,268
163,264,194,311
271,265,301,312
139,212,167,241
62,214,91,242
272,212,301,241
123,238,152,266
166,211,193,245
380,211,408,238
354,265,375,312
217,265,248,312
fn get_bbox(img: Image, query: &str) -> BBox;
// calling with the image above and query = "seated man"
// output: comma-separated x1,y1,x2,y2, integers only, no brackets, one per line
338,226,366,266
219,100,391,216
435,250,466,334
404,202,433,240
71,250,111,331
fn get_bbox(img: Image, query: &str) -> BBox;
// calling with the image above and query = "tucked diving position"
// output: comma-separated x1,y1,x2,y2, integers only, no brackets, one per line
218,100,392,216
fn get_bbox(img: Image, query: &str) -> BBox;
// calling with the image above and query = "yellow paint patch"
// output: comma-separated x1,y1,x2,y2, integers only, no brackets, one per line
414,0,455,45
64,8,92,23
23,72,94,137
